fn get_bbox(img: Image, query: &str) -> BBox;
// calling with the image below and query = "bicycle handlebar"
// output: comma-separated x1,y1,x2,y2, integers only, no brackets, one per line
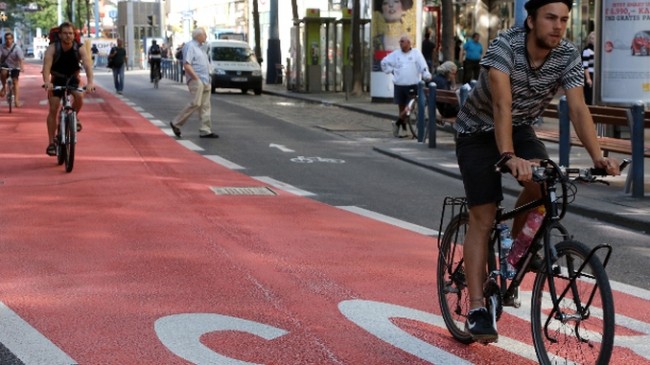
496,157,630,183
42,84,86,93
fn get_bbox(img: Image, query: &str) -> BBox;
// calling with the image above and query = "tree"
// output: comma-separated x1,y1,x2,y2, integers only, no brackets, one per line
252,0,262,64
441,0,455,63
350,0,363,95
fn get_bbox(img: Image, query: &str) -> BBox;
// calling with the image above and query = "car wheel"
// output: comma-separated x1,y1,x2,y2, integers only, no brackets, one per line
254,88,262,95
241,89,248,94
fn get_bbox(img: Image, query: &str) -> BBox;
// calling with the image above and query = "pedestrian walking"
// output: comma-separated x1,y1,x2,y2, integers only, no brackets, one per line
107,39,127,94
169,28,218,139
460,32,483,84
91,43,99,68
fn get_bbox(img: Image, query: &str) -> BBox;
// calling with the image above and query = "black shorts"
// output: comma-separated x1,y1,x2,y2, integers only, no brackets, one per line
2,66,19,79
456,125,549,207
393,84,418,105
51,75,80,98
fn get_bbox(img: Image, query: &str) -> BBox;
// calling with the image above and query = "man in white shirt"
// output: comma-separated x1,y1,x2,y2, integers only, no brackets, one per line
380,35,431,137
170,27,218,138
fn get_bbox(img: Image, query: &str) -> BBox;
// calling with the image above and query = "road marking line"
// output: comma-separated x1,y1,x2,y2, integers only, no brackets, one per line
337,206,438,236
149,119,166,127
177,140,204,151
203,155,245,170
140,112,154,119
252,176,315,196
0,302,77,365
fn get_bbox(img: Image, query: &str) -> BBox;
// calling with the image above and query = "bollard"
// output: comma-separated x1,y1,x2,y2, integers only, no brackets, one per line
629,102,645,198
558,96,571,167
417,81,426,143
428,82,437,148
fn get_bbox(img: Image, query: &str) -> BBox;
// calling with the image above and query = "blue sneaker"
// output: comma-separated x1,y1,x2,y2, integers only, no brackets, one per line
465,307,498,343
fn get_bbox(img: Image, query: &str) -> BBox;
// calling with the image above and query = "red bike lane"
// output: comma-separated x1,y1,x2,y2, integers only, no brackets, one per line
0,63,649,364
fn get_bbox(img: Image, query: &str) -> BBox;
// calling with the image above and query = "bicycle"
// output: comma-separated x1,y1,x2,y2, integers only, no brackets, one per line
49,83,85,173
399,86,427,140
437,158,629,364
1,67,18,113
151,60,161,89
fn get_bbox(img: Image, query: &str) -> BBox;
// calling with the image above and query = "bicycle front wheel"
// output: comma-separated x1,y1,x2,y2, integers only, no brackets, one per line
531,240,614,365
64,114,76,173
406,100,418,139
437,212,474,344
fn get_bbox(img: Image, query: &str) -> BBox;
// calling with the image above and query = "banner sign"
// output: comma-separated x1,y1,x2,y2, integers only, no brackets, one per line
599,0,650,104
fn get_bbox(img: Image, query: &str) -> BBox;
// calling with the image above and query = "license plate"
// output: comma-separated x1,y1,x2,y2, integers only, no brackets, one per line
231,77,247,82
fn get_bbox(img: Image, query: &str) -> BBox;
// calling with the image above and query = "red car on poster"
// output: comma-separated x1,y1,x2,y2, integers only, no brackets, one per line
631,30,650,56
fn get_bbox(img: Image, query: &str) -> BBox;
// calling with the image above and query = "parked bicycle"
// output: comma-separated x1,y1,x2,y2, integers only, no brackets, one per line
437,158,629,364
47,83,85,173
1,67,18,113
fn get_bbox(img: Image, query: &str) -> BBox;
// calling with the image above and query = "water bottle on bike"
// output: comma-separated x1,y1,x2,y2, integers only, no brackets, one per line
508,206,545,268
498,224,516,279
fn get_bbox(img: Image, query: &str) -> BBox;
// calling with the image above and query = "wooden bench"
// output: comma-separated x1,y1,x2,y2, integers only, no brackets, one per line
536,98,649,197
537,104,650,158
431,89,459,126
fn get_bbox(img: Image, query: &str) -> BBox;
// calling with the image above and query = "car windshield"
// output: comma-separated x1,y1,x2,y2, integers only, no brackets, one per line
212,47,255,62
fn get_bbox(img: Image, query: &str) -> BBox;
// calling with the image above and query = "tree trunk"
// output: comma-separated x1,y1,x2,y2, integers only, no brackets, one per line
65,0,73,22
351,0,363,96
441,0,455,63
252,0,262,65
85,0,91,36
291,0,299,23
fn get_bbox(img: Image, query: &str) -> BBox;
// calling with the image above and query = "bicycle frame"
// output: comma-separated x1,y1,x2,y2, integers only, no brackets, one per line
487,161,615,335
57,87,77,146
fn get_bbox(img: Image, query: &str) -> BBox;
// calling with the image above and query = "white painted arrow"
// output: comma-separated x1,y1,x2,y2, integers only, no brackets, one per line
269,143,295,152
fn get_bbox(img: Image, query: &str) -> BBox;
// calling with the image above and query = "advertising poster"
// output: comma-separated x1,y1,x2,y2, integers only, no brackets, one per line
370,0,418,100
599,0,650,104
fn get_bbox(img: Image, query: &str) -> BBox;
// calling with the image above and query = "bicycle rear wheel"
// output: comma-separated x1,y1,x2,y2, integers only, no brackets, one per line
64,114,76,172
531,240,614,365
437,212,474,344
7,90,12,113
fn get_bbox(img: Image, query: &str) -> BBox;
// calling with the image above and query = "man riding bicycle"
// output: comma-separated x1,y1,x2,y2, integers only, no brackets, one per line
148,40,162,83
42,22,95,156
454,0,620,342
0,32,25,107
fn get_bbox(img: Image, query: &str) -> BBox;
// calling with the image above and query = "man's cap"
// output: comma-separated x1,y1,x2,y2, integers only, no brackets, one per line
524,0,573,12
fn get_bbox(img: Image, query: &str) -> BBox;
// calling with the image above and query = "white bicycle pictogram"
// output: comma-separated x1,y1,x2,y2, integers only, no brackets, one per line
290,156,346,164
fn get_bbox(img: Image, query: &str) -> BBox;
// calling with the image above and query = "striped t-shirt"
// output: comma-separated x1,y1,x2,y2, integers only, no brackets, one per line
454,27,584,135
582,45,595,74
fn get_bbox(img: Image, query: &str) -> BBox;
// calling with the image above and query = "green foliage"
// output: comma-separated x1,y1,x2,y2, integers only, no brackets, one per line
16,0,92,35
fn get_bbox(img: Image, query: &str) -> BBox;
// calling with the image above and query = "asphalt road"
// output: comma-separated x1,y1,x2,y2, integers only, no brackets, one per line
96,68,650,291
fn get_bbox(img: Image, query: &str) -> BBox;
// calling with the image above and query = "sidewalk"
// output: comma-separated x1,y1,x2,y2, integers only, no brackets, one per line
262,84,650,233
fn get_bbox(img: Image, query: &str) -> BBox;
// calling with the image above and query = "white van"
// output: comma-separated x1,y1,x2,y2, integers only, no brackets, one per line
208,40,262,95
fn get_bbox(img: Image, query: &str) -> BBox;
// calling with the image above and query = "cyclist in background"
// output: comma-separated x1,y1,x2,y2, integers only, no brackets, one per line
453,0,619,342
148,40,162,83
42,22,95,156
0,32,25,107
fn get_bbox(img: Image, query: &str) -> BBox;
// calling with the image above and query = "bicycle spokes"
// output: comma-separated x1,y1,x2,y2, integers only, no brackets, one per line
531,241,614,365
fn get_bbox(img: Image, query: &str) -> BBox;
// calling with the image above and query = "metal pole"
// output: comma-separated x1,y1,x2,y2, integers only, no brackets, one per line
630,102,645,198
159,0,165,39
127,0,135,69
266,0,281,84
94,0,100,37
428,82,437,148
58,0,62,24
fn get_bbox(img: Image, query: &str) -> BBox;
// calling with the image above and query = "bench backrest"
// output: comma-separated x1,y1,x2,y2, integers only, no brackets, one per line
542,103,650,128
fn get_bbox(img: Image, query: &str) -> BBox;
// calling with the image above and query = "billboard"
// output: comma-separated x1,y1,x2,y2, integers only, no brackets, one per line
598,0,650,105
